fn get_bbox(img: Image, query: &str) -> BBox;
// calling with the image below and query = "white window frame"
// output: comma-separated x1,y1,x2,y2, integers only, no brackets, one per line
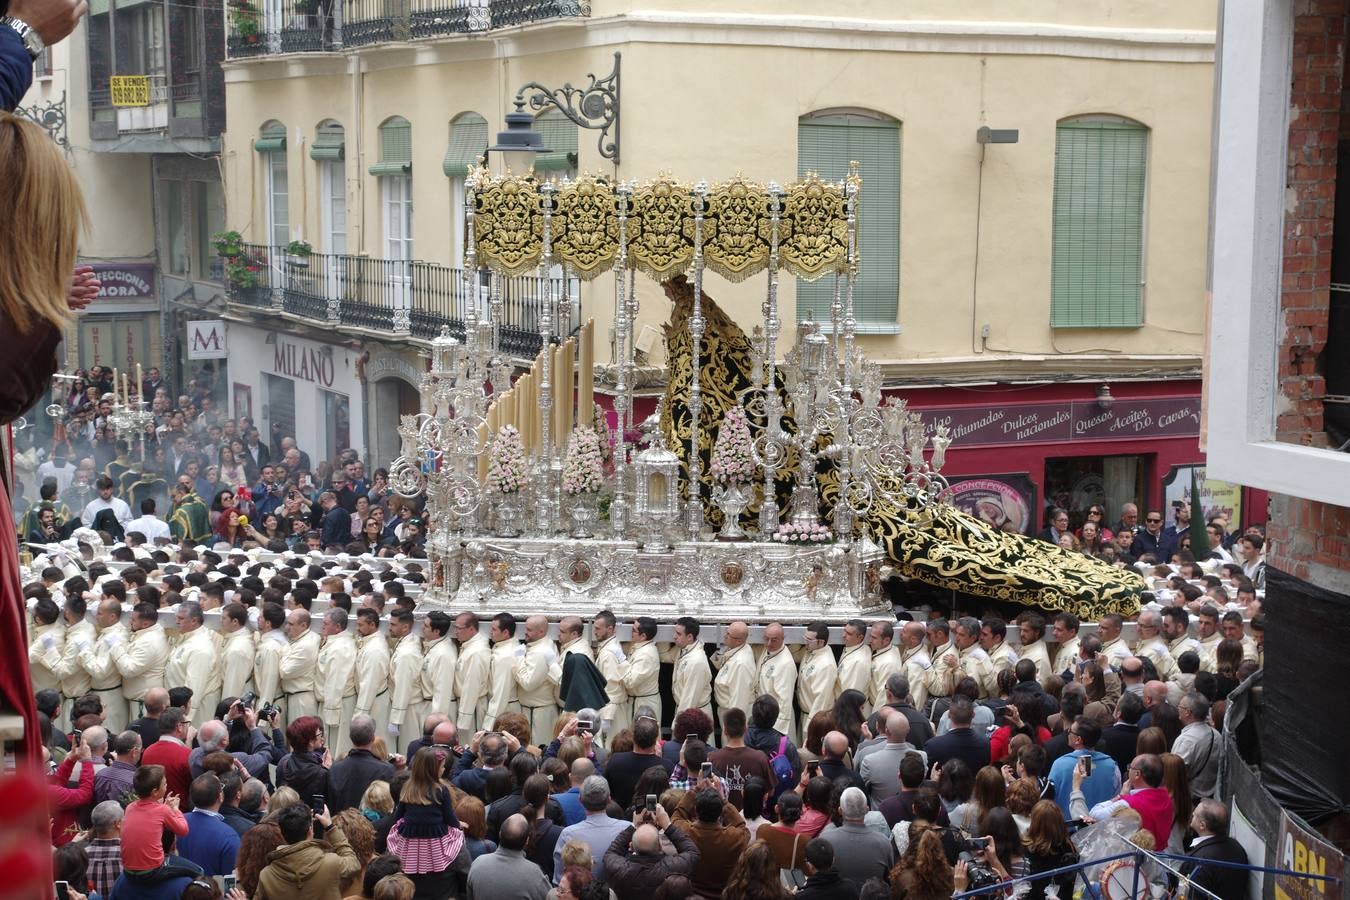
1206,0,1350,506
320,158,346,254
265,149,288,250
383,174,413,261
450,175,465,266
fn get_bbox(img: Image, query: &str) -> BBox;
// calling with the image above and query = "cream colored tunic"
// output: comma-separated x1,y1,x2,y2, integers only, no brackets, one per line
388,632,424,731
713,642,757,717
835,643,873,699
279,630,321,718
355,630,392,723
755,647,798,739
317,631,358,742
517,636,560,741
253,629,288,708
484,638,521,730
796,645,838,738
1196,633,1222,673
671,644,713,717
900,645,932,712
421,635,459,720
220,628,257,701
1101,637,1132,670
986,640,1020,676
1052,637,1081,679
869,645,904,710
957,644,997,698
1017,640,1053,684
454,633,491,733
28,621,64,693
166,627,221,726
112,623,170,702
1136,637,1177,682
595,636,630,734
52,620,96,701
925,641,957,700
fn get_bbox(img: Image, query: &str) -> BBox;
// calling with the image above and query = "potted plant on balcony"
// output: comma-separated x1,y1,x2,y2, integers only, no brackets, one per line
232,2,261,44
212,230,244,259
224,254,263,290
285,239,312,268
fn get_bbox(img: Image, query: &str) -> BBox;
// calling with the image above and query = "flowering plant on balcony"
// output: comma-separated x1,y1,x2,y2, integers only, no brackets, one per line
487,425,527,494
562,425,603,496
224,254,264,289
212,230,244,258
710,404,755,485
773,522,832,544
232,2,260,40
285,240,313,257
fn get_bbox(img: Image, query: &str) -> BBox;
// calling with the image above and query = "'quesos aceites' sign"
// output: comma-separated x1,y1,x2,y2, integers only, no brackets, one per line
910,397,1201,447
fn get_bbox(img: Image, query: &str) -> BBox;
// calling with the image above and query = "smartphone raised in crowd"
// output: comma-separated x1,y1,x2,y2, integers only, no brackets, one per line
310,794,326,814
700,761,713,778
645,794,657,813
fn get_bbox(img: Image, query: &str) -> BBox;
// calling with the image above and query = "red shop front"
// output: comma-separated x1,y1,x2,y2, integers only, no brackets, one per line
891,379,1267,536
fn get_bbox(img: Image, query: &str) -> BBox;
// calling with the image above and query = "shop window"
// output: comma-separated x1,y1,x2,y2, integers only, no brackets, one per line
264,373,295,446
321,389,351,462
797,109,901,330
1043,454,1147,535
1051,116,1148,328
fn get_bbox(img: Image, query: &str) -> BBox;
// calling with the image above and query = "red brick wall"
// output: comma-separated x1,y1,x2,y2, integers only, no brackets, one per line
1277,3,1348,446
1268,3,1350,584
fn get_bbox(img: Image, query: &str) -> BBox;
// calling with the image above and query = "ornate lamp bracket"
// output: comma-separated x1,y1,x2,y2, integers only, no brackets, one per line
515,51,620,164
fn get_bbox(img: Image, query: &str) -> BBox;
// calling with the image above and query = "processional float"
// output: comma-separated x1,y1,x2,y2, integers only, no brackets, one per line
392,164,1145,622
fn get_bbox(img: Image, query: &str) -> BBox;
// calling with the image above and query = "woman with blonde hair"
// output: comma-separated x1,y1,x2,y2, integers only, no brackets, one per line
266,785,301,818
372,873,416,900
361,780,394,823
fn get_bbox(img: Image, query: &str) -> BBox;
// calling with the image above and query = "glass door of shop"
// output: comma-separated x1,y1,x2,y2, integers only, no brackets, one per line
1043,454,1148,535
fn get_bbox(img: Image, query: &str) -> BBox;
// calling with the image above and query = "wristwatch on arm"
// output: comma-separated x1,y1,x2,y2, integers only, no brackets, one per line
1,17,45,60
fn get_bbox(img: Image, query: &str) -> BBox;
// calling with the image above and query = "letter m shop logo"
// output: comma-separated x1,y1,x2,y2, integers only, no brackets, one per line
187,320,228,359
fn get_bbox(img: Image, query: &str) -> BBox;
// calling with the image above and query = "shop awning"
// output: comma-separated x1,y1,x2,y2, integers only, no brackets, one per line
443,113,487,177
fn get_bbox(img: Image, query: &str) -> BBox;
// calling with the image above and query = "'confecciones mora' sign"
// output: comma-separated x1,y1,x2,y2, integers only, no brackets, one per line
909,396,1201,446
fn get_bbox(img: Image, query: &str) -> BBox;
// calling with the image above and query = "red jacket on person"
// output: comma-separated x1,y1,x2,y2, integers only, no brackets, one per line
48,753,95,846
1124,785,1175,849
140,738,194,811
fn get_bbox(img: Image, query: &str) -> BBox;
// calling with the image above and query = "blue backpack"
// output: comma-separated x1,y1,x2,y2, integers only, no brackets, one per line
768,735,796,801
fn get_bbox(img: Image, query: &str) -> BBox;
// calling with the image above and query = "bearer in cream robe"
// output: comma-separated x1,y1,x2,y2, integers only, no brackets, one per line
219,605,257,702
516,616,560,742
454,615,491,734
622,619,662,726
354,609,392,734
316,611,358,756
712,622,757,725
279,610,321,721
388,610,424,756
796,623,838,740
668,618,712,720
483,616,521,731
754,623,797,740
166,603,221,727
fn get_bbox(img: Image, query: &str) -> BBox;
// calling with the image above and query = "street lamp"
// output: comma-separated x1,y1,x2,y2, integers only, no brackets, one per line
488,101,548,175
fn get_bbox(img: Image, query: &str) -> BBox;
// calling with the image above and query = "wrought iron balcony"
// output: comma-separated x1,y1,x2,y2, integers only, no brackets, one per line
226,0,586,57
224,243,579,358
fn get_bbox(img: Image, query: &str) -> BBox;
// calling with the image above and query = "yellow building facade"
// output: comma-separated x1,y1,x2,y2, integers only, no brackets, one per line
219,0,1220,516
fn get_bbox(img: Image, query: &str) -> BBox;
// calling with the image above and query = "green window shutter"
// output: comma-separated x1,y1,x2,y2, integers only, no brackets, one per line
796,114,900,329
310,123,345,161
534,109,578,173
370,118,412,176
1051,120,1147,328
255,123,286,154
443,113,488,177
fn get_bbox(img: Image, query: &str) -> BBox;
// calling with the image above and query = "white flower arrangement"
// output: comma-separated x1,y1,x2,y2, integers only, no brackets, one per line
710,404,756,485
487,425,527,494
592,401,613,464
562,425,604,495
773,522,833,544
